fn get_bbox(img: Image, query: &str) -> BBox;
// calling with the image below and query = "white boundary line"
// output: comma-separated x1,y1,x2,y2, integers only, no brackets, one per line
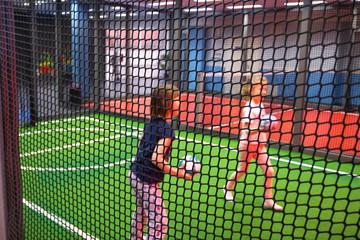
23,199,99,240
19,128,117,136
19,116,359,240
178,136,360,179
20,130,140,158
38,116,90,125
21,116,360,179
21,157,136,172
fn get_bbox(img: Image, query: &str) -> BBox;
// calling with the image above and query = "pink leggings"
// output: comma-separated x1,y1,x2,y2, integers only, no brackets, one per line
128,171,168,240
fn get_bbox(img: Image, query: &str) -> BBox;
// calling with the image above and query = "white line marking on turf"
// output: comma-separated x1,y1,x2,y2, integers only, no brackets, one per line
19,128,115,136
20,131,140,158
23,116,359,178
39,116,90,125
21,157,136,171
179,136,360,178
83,117,360,179
272,157,360,179
23,199,99,240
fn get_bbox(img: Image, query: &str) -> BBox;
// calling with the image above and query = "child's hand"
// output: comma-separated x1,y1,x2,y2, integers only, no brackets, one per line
177,168,197,179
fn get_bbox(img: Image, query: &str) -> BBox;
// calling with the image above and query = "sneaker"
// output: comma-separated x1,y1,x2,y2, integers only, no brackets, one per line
223,185,234,202
264,200,283,211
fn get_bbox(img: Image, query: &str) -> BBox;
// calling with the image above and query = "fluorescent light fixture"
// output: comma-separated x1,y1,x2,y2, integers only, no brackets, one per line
284,2,303,6
194,0,222,2
284,1,327,6
99,15,108,19
149,1,175,7
226,5,263,10
112,6,122,11
116,13,138,17
184,7,214,12
311,0,327,4
146,11,160,15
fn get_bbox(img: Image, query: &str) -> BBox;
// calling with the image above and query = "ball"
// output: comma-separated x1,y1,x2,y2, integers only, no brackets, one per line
178,155,201,175
260,114,278,130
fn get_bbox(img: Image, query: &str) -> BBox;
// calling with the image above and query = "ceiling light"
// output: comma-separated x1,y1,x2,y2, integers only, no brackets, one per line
113,6,122,11
284,2,303,6
284,1,327,6
149,1,175,7
184,7,214,12
226,5,263,10
146,11,160,15
194,0,222,2
116,13,138,17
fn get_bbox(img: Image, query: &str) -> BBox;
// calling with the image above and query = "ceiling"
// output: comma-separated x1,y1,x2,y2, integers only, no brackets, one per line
104,0,357,11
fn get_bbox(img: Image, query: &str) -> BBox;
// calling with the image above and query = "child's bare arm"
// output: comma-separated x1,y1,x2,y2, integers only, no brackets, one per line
137,132,144,147
151,138,193,179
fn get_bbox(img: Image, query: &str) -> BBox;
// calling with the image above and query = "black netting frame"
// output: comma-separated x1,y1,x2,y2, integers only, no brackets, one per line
0,0,359,239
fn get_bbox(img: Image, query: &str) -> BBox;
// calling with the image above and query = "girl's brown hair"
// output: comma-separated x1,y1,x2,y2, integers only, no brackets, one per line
151,84,180,118
241,75,267,101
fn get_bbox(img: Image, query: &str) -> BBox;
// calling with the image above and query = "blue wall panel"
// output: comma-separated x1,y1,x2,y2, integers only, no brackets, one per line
71,2,90,98
187,28,206,90
350,74,360,106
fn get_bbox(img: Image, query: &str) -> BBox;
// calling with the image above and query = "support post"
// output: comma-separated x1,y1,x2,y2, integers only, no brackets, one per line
0,1,23,238
169,0,183,89
0,87,8,240
29,0,38,125
293,0,311,152
92,3,105,111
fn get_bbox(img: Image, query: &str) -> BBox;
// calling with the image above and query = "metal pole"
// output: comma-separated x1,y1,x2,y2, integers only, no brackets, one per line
241,11,249,74
29,0,38,125
0,1,23,238
169,0,183,89
125,6,132,99
55,0,62,107
293,0,311,152
195,73,205,126
0,70,9,240
344,6,358,110
93,3,105,111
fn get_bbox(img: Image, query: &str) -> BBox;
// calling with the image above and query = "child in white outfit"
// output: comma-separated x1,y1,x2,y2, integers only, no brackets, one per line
223,75,283,211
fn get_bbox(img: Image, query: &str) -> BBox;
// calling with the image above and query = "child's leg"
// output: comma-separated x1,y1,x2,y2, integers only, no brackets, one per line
256,145,283,211
224,142,256,202
129,171,148,239
147,184,167,240
256,145,274,199
226,150,252,191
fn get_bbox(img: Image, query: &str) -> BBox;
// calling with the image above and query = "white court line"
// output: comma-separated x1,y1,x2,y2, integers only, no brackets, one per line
273,157,360,178
21,116,359,178
19,128,119,136
39,116,90,125
21,157,135,172
23,199,99,240
20,130,140,158
79,117,360,179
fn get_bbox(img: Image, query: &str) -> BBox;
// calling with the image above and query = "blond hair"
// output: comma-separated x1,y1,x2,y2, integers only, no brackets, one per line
241,75,267,101
151,84,180,118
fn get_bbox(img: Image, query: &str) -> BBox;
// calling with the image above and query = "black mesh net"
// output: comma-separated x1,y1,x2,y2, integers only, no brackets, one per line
0,0,359,239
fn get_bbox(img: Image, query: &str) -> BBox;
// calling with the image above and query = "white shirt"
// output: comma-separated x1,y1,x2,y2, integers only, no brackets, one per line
240,101,268,143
